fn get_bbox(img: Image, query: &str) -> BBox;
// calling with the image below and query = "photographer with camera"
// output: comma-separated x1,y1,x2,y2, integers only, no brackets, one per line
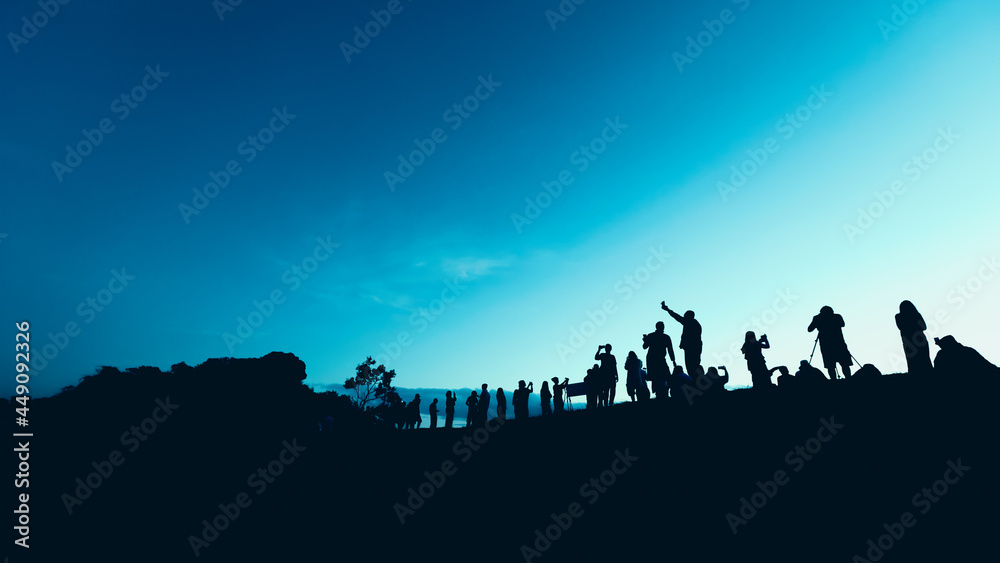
595,344,619,406
551,377,569,412
808,306,853,380
741,331,772,389
512,380,533,420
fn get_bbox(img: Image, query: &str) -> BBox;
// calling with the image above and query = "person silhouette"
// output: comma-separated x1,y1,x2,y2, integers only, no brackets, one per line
429,398,439,429
552,377,568,412
662,302,704,377
643,321,677,399
704,366,728,395
771,366,793,387
668,365,694,399
522,381,534,418
445,391,456,429
410,394,422,429
496,387,507,422
540,380,552,415
624,351,643,402
933,335,1000,376
853,363,882,380
795,360,827,384
512,380,533,420
595,344,618,406
465,391,478,428
742,331,772,389
808,306,853,379
896,300,933,376
584,365,599,408
638,367,650,400
403,400,413,430
478,384,491,427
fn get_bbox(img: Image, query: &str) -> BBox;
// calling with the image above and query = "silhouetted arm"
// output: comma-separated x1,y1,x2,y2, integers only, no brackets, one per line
807,317,817,332
662,303,685,325
667,336,676,365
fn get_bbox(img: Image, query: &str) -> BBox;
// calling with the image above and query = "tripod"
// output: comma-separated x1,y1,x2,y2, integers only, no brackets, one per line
809,335,820,364
808,335,863,379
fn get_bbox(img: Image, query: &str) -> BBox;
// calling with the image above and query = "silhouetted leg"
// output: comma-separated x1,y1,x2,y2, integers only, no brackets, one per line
827,368,837,380
842,362,852,378
685,352,703,379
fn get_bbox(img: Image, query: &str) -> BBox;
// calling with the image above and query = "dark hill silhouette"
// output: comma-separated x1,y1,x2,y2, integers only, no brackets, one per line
14,352,999,562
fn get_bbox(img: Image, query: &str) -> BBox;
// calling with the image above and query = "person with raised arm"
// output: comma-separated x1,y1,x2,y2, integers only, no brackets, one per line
551,377,568,412
445,391,456,428
595,344,619,406
742,331,772,389
662,302,704,378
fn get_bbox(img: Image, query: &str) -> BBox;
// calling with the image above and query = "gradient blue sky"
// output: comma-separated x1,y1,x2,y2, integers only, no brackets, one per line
3,0,998,400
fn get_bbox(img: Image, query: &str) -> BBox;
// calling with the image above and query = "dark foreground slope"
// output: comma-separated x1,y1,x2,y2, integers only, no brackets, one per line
14,356,999,563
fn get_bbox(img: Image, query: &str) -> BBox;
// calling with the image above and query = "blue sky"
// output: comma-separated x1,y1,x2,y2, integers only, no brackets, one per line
2,0,998,400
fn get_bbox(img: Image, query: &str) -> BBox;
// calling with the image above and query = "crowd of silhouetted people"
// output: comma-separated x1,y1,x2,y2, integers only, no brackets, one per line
390,299,997,428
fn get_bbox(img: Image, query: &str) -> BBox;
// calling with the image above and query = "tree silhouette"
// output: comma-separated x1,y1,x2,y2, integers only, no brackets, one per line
344,356,398,410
